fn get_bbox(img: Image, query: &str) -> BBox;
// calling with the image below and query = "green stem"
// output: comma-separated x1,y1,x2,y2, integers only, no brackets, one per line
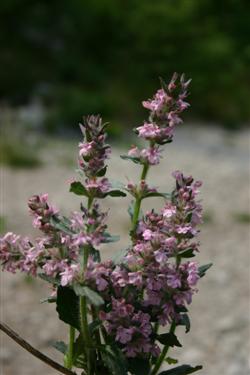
131,163,150,231
91,307,102,347
150,322,176,375
79,196,94,374
80,295,92,373
132,197,142,230
65,326,75,370
141,163,149,181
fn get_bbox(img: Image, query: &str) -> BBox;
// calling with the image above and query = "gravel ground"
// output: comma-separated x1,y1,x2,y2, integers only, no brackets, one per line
0,124,250,375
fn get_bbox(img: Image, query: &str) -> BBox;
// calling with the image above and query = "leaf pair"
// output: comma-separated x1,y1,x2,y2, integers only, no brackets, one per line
70,181,126,198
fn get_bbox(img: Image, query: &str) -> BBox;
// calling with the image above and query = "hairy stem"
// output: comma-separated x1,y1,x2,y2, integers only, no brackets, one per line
141,163,149,181
150,322,176,375
0,321,78,375
80,296,92,374
131,163,150,231
79,196,95,374
64,325,75,370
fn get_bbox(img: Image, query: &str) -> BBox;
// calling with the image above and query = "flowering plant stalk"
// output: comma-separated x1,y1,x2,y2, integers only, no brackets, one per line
0,74,212,375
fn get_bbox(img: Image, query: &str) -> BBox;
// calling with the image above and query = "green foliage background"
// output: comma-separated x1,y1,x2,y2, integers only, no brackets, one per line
0,0,249,130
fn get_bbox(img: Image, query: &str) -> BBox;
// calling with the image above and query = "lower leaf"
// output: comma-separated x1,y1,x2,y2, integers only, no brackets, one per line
158,364,202,375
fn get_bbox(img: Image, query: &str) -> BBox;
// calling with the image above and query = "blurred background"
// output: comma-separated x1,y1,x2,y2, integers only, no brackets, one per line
0,1,250,374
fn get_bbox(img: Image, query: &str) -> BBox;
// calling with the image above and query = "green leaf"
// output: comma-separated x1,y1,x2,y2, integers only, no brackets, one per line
143,192,171,199
74,355,86,369
100,345,128,375
179,248,195,258
157,139,173,145
56,286,80,330
128,358,151,375
158,364,202,375
88,320,102,335
89,246,101,262
198,263,213,278
112,247,128,265
120,155,141,164
165,357,179,365
157,332,182,347
38,273,60,285
50,215,74,235
72,334,86,369
73,285,104,306
102,232,120,243
96,165,107,177
52,341,68,355
104,189,126,197
40,296,57,304
70,181,89,197
177,314,191,333
175,305,188,313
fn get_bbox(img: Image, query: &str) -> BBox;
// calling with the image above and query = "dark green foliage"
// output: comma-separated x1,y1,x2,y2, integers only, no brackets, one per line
56,286,80,330
52,341,68,355
70,181,89,197
198,263,213,278
102,232,120,243
104,190,127,198
50,215,74,235
120,155,141,164
177,314,191,333
157,333,182,347
158,364,202,375
73,285,104,306
100,345,128,375
72,334,86,369
128,358,151,375
165,357,178,365
40,296,57,304
142,192,171,199
112,247,129,265
0,1,249,128
178,249,195,258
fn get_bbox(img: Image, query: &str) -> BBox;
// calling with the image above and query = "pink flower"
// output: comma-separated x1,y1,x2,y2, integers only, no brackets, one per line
116,326,134,344
154,250,167,263
163,203,176,218
181,261,199,287
165,236,177,249
70,211,84,231
140,146,161,165
79,141,94,158
60,264,80,286
128,145,140,158
136,123,160,140
128,271,143,287
176,225,192,234
142,229,153,241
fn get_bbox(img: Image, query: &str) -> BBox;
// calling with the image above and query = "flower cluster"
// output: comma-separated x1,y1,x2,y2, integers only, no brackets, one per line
128,144,162,166
78,115,111,178
127,73,190,166
99,298,160,358
28,193,58,233
0,232,45,275
81,172,202,357
0,74,210,375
